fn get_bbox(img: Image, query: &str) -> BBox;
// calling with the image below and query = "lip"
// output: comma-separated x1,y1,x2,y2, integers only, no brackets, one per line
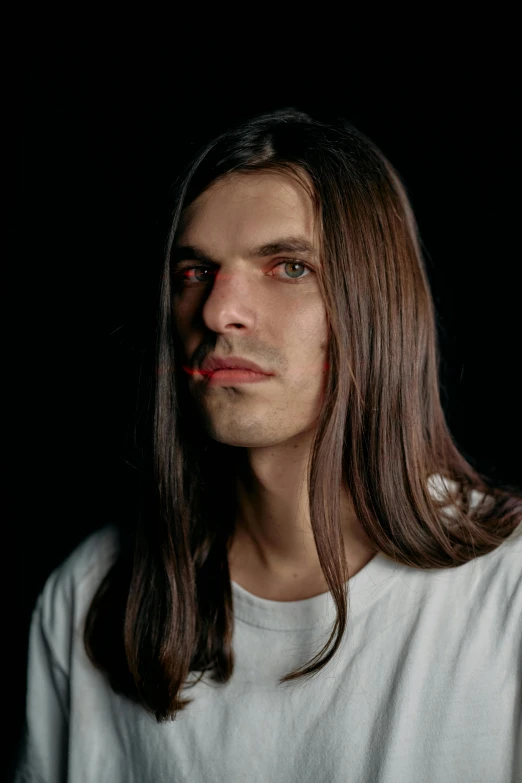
199,355,274,376
206,368,273,386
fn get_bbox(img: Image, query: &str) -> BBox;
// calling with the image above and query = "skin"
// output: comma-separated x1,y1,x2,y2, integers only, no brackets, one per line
173,171,376,601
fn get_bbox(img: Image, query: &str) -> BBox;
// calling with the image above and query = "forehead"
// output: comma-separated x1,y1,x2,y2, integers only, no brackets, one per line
177,171,316,250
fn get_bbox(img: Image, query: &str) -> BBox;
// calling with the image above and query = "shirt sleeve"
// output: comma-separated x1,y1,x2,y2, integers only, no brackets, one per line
13,596,70,783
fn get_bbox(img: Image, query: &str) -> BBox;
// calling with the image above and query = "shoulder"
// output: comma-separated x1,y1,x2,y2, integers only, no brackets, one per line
35,525,121,667
481,523,522,599
416,522,522,630
428,472,522,577
404,474,522,611
40,525,120,607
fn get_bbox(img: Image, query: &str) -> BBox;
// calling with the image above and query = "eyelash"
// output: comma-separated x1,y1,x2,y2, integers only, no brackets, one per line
173,259,314,286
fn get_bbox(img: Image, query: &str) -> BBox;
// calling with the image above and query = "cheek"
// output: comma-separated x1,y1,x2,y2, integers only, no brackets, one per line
288,301,327,344
278,306,328,363
172,303,194,357
172,296,196,339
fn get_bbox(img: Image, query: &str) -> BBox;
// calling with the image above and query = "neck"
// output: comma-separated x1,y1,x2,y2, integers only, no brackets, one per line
227,434,376,599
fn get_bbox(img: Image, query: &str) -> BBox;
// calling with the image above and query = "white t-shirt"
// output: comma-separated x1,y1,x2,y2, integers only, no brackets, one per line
14,521,522,783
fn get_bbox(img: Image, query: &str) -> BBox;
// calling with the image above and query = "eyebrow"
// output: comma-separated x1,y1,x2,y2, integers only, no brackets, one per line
171,236,318,267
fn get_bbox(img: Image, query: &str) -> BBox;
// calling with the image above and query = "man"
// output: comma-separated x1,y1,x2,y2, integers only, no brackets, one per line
15,109,522,782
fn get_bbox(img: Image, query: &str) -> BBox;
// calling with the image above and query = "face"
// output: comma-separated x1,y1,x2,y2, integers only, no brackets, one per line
172,171,329,448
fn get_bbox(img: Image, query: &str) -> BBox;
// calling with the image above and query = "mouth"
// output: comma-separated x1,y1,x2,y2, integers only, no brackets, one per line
201,368,274,386
183,354,276,379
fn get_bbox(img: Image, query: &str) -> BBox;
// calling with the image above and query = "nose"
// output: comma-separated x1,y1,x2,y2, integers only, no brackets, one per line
200,268,257,333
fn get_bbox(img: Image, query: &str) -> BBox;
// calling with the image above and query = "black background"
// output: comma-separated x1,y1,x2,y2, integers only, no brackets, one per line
11,31,521,776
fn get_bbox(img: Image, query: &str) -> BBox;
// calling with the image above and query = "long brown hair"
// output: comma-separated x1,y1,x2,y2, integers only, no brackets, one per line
84,108,522,722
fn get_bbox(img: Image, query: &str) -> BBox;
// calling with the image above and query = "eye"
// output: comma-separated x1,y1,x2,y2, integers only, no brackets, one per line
270,260,312,281
174,266,215,285
173,259,313,286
